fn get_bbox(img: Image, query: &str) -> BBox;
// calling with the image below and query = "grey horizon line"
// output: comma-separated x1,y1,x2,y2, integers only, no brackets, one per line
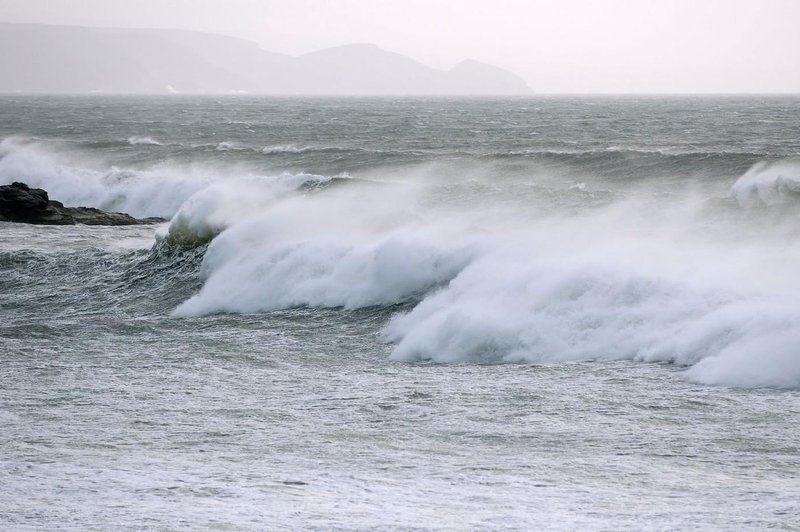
2,91,799,97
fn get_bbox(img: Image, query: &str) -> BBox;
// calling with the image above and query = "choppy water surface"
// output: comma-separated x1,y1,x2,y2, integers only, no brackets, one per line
1,96,800,530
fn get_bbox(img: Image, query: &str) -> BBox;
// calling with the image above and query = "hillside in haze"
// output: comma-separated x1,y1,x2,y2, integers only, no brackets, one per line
0,23,531,95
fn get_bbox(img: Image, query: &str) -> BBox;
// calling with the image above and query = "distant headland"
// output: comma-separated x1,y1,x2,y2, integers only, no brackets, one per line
0,22,531,95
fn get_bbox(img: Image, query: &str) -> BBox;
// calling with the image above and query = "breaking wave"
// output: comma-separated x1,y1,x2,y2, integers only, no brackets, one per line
127,136,162,146
383,236,800,390
161,172,335,247
0,137,330,220
262,144,306,154
731,158,800,207
3,133,799,388
163,159,800,388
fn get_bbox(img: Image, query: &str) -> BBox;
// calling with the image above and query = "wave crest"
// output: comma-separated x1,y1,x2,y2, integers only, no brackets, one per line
173,231,472,316
262,144,306,154
383,243,800,389
127,136,162,146
161,173,333,248
731,158,800,207
169,180,800,389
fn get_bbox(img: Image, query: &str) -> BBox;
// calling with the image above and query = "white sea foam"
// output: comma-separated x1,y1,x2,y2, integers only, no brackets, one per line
383,231,800,390
173,229,473,316
0,137,211,217
172,180,475,314
127,136,162,146
169,167,800,388
163,173,332,245
262,144,306,154
5,132,797,388
0,137,326,221
386,220,800,389
731,158,800,207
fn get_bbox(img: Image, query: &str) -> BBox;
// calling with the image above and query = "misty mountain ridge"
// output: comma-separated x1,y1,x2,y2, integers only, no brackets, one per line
0,23,531,95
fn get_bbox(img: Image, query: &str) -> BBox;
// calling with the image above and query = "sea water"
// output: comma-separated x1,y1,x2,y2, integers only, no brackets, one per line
1,95,799,530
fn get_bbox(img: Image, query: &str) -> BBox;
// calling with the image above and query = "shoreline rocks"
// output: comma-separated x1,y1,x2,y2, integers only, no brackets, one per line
0,182,166,226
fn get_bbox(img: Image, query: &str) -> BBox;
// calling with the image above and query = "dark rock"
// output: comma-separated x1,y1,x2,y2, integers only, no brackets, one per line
0,182,166,226
0,182,49,213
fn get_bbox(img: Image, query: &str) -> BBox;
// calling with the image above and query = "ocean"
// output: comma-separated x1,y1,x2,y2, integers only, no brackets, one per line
1,95,799,530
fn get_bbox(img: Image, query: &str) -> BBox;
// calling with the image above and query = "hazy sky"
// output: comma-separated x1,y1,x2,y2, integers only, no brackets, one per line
2,0,799,93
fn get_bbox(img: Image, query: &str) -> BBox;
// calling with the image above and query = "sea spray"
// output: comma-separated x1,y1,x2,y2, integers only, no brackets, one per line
5,96,800,531
731,158,800,207
383,233,800,389
0,137,336,223
169,168,800,387
3,127,799,387
172,180,475,315
0,137,208,218
161,173,333,247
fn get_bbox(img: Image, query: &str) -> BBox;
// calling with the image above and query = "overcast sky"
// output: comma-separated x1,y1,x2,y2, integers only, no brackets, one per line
1,0,798,93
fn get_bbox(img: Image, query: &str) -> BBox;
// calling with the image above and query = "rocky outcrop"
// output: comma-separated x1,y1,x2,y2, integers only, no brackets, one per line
0,182,165,225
